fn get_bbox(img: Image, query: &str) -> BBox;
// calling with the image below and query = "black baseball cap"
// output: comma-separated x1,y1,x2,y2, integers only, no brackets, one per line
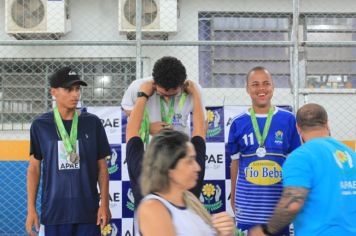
49,67,87,88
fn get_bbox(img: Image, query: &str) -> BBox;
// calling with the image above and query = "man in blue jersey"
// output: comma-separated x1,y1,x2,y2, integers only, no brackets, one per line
248,103,356,236
227,66,301,236
26,67,111,236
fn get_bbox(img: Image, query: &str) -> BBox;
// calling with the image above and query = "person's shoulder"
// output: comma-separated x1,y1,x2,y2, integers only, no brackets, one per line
231,110,249,125
138,197,170,218
288,141,316,160
80,111,100,119
129,77,153,87
127,136,144,150
275,107,295,118
275,107,297,125
79,112,102,125
31,112,53,125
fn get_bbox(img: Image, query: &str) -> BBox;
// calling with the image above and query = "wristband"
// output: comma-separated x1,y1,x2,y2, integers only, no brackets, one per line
137,91,149,99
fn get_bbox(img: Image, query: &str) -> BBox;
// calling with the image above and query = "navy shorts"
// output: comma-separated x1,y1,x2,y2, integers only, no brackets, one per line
44,223,100,236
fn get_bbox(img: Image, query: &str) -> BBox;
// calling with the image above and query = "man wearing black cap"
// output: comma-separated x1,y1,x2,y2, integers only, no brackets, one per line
26,67,112,236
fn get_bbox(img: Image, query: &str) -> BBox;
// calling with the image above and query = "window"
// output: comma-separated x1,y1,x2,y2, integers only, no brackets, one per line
199,12,292,88
302,13,356,89
0,59,136,130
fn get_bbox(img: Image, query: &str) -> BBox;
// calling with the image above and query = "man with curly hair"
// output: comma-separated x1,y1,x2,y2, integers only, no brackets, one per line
121,56,206,206
121,56,206,137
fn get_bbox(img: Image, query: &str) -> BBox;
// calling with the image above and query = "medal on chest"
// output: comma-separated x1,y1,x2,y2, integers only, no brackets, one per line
250,107,274,158
256,146,267,158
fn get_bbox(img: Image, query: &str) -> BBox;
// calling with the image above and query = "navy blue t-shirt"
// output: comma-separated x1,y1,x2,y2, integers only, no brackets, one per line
30,111,111,225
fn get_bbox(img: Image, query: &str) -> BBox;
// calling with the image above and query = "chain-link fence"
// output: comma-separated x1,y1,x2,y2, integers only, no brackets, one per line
0,0,354,138
1,0,356,235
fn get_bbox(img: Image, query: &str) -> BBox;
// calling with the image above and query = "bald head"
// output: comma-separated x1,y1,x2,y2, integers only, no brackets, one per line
296,103,328,131
246,66,272,85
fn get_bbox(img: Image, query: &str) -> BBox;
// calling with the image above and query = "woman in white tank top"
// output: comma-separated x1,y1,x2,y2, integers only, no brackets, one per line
135,129,235,236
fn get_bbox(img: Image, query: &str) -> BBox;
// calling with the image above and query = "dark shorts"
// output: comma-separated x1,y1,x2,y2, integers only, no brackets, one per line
44,223,100,236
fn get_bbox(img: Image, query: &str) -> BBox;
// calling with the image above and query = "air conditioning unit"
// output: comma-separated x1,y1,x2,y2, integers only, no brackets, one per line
118,0,177,33
5,0,71,39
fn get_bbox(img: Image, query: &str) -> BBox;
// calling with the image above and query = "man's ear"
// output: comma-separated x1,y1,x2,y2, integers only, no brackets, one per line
296,124,305,144
168,169,174,179
50,88,56,97
326,122,331,136
296,124,302,136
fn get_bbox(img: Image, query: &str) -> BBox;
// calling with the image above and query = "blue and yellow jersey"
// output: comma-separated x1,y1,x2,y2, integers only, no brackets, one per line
227,107,301,231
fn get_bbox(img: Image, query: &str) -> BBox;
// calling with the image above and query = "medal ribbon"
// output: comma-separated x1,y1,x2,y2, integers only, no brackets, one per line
160,92,187,124
54,107,78,154
250,106,274,147
139,108,150,144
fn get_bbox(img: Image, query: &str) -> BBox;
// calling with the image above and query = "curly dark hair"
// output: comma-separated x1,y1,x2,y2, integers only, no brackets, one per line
152,56,187,89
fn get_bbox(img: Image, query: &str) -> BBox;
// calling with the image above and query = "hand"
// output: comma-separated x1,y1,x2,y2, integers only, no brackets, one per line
139,80,155,97
25,210,39,236
127,188,135,204
110,148,117,166
183,80,198,95
215,185,222,202
211,212,235,236
149,121,170,135
247,225,265,236
97,205,111,230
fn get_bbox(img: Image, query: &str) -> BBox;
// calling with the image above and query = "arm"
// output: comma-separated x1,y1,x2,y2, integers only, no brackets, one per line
186,80,206,196
121,80,140,117
227,121,240,213
125,81,154,141
138,200,176,236
230,159,239,212
26,155,41,236
186,80,206,139
248,187,309,236
97,158,111,230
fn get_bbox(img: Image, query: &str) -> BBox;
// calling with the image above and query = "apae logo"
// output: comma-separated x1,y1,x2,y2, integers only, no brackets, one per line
334,150,354,171
101,223,119,236
122,182,135,218
274,130,283,144
205,153,223,170
126,188,135,212
101,118,120,128
107,148,119,175
109,191,120,209
200,182,223,213
207,109,222,137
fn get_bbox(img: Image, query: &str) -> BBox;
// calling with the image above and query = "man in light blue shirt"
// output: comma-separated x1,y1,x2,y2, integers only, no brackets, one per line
248,103,356,236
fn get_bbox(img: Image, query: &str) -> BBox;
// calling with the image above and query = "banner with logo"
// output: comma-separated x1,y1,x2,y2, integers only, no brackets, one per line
88,105,280,236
